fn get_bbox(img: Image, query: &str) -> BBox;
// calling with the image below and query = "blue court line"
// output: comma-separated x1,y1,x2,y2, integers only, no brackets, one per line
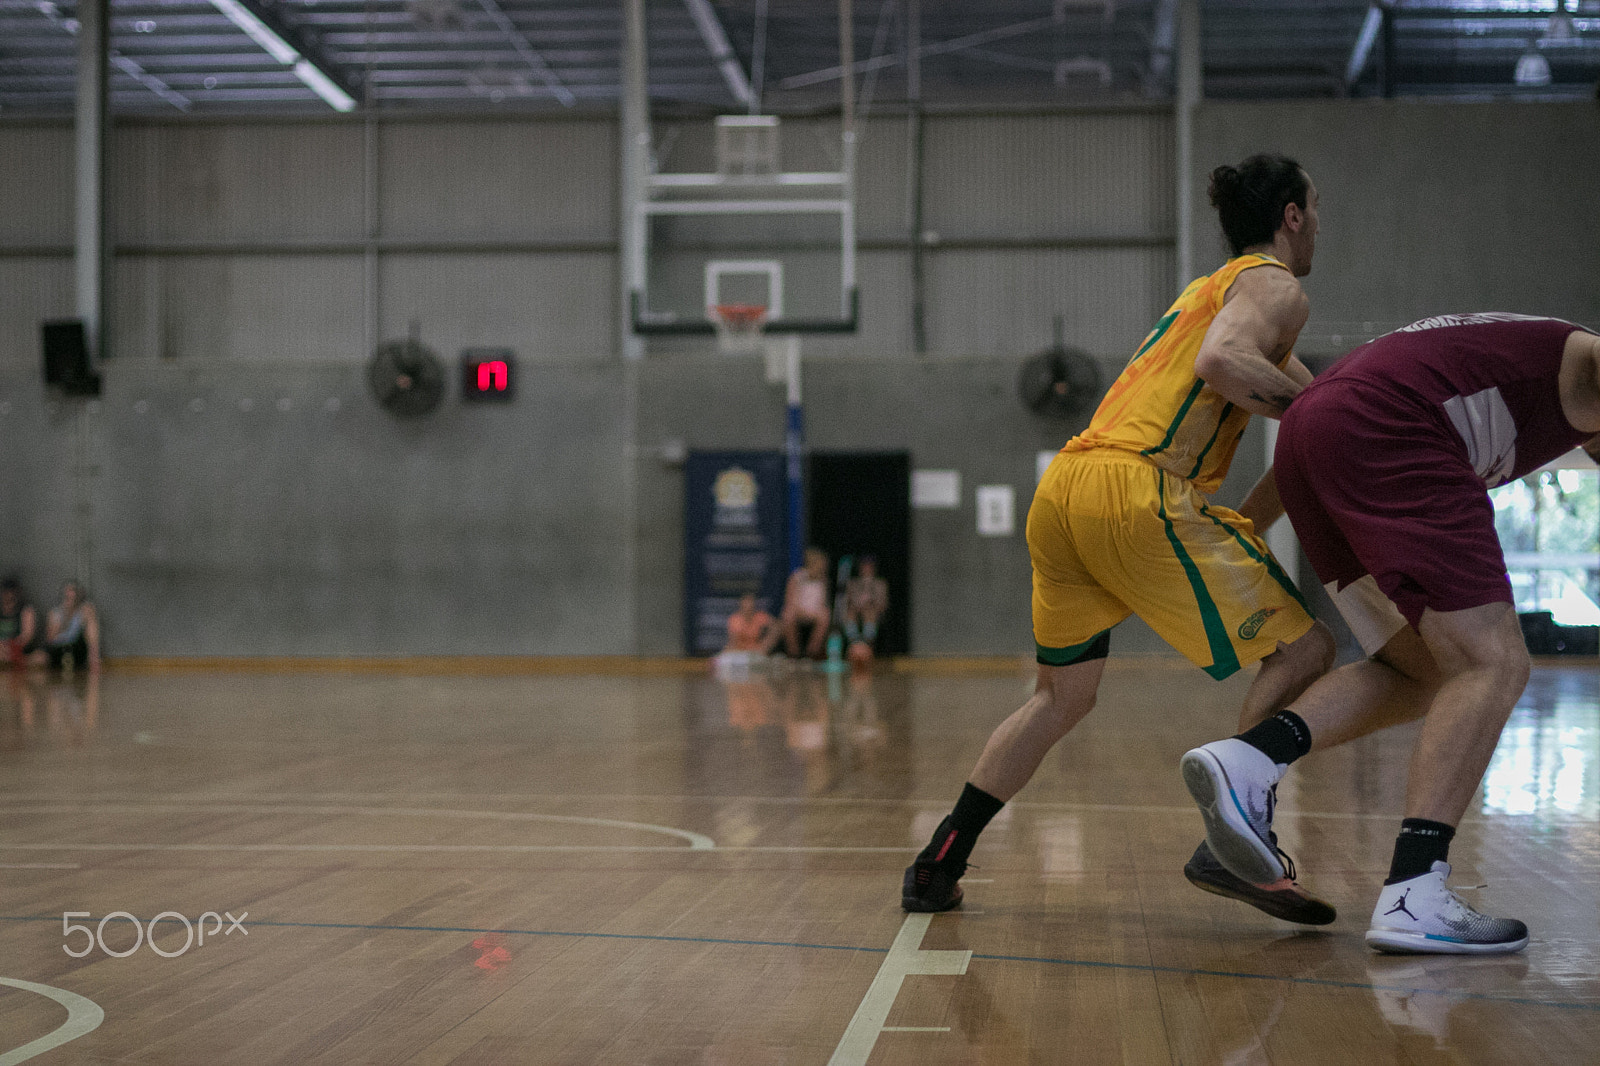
248,919,886,955
4,914,1595,1013
969,951,1600,1013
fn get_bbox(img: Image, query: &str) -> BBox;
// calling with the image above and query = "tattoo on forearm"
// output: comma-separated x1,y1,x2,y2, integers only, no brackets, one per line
1248,391,1297,414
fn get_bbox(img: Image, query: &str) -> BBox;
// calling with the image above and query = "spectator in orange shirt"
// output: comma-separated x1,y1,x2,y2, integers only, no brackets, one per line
725,593,778,654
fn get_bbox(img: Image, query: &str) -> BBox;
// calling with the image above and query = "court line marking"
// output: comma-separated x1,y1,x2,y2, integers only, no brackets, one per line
0,914,1592,1014
0,977,105,1066
0,843,907,854
828,913,970,1066
0,805,714,850
0,794,1566,825
0,865,78,870
4,841,1593,873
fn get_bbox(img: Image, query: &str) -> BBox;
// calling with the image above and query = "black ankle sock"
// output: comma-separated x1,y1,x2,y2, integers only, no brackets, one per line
1385,818,1456,884
1234,710,1313,767
916,783,1005,867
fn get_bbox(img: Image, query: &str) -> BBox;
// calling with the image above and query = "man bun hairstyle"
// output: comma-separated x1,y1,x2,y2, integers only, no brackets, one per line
1208,153,1309,257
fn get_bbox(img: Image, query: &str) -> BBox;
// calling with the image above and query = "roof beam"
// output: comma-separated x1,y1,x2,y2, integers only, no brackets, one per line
30,0,191,110
681,0,754,107
1148,0,1177,91
206,0,357,109
777,14,1057,90
470,0,577,107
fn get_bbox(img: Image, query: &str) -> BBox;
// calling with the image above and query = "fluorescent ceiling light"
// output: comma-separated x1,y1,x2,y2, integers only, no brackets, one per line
293,59,356,111
208,0,298,64
207,0,357,110
1345,5,1384,85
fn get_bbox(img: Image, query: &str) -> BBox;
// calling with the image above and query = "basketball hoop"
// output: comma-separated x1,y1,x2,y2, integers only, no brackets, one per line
709,303,769,355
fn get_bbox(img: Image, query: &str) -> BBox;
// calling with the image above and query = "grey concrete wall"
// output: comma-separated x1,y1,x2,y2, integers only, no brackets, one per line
0,361,632,656
0,101,1591,656
1191,100,1600,358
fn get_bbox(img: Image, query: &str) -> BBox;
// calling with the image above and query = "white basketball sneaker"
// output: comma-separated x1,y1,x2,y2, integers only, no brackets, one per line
1180,738,1287,885
1365,861,1528,955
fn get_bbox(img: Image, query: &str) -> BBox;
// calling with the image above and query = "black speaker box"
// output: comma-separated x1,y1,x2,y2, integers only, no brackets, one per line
1518,611,1600,657
41,320,101,396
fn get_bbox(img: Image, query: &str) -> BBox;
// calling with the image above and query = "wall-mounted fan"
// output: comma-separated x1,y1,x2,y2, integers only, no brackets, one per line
368,324,445,418
1018,316,1101,420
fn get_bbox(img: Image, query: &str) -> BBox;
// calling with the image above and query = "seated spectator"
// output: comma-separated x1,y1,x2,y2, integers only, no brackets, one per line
725,593,778,654
0,579,40,669
781,547,831,659
43,581,99,674
843,557,890,658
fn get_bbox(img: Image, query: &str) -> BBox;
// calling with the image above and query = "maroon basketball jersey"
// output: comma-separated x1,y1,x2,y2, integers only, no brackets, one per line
1309,314,1595,487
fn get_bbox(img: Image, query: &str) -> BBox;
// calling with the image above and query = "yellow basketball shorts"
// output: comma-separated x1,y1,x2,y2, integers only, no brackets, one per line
1029,449,1315,678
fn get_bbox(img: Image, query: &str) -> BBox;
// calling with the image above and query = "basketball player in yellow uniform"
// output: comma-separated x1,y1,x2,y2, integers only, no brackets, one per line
904,154,1339,922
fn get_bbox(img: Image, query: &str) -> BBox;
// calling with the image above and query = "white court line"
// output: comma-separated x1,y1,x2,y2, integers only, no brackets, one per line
0,805,714,850
0,977,105,1066
0,843,905,855
0,864,78,870
828,913,969,1066
0,794,1559,824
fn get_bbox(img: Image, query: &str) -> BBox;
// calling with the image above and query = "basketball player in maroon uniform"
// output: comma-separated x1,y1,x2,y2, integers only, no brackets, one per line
1183,314,1600,954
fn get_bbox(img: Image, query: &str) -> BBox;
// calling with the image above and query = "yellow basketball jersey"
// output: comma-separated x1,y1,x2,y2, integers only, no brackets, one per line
1064,254,1292,495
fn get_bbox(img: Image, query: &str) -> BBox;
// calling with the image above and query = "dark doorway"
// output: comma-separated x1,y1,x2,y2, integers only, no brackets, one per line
807,451,912,655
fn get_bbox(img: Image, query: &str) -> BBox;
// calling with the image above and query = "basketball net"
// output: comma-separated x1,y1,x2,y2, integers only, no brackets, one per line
709,303,769,356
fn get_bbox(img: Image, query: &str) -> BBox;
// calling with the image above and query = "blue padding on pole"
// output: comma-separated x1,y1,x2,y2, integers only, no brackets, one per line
785,401,804,573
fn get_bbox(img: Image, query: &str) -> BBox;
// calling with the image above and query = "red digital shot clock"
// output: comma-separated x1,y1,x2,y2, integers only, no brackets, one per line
461,349,516,403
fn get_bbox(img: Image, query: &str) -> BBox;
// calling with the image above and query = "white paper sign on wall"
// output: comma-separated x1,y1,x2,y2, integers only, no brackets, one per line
976,484,1015,536
912,469,961,509
1036,450,1057,483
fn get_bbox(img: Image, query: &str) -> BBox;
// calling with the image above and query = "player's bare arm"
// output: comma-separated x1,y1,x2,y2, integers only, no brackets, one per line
1235,467,1283,531
1192,267,1310,419
1557,329,1600,433
1283,353,1314,388
1234,356,1313,530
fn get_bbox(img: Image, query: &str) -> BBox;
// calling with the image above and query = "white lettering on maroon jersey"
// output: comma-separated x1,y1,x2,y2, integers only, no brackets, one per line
1397,313,1566,333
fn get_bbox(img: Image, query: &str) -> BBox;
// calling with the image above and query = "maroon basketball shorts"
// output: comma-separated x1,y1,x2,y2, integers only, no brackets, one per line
1276,379,1513,651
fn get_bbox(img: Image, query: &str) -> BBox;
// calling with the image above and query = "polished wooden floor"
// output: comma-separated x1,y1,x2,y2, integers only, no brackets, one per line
0,657,1596,1065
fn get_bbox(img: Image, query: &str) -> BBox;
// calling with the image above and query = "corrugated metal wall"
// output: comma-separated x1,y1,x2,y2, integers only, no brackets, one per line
1,109,1175,373
1,103,1595,655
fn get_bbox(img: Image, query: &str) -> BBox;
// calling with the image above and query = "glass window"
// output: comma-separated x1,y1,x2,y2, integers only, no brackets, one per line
1492,464,1600,626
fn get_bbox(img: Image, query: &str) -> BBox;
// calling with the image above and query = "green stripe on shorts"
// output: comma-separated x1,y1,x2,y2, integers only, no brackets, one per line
1199,503,1312,615
1157,468,1241,680
1036,629,1111,667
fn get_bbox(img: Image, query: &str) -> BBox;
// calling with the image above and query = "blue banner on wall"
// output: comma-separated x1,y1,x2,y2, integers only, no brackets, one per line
684,450,788,656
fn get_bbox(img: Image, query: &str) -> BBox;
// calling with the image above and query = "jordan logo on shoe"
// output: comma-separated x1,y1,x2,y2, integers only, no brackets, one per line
1385,889,1417,922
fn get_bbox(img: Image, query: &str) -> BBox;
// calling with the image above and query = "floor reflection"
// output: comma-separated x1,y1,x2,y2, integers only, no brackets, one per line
686,659,912,799
1365,953,1532,1057
0,669,99,749
1482,667,1599,817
